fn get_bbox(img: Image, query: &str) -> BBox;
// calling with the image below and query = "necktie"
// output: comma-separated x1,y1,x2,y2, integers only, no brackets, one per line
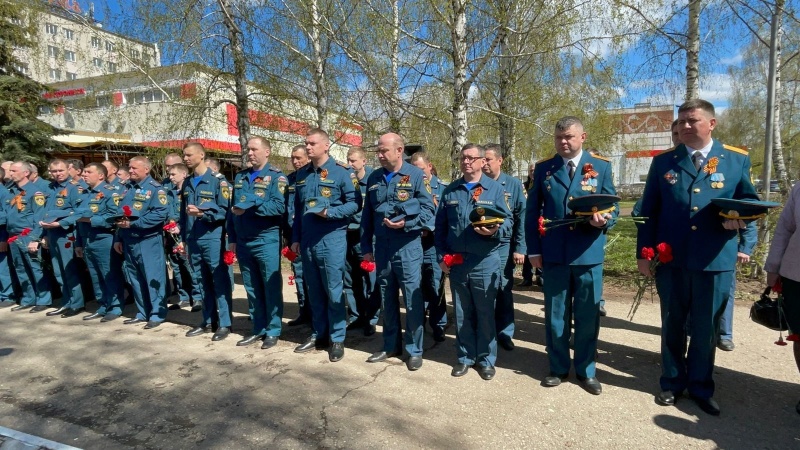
568,160,576,180
692,151,702,172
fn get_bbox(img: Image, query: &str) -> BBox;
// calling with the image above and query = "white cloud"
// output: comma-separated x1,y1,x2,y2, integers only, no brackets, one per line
698,72,734,104
719,53,744,66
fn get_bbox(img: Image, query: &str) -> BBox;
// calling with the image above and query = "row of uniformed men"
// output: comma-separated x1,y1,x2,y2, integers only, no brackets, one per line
0,128,529,378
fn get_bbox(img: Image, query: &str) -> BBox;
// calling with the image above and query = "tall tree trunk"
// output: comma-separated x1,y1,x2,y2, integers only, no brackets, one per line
685,0,701,101
497,28,514,172
217,0,250,165
310,0,328,131
388,0,401,133
772,0,790,195
450,0,468,180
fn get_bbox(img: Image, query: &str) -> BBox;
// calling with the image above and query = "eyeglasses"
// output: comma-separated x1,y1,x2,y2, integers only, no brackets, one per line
460,155,484,163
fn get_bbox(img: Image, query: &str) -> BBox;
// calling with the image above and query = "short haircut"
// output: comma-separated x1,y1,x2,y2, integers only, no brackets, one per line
117,168,130,176
49,158,68,168
14,161,33,173
461,143,485,157
291,144,307,154
0,167,5,179
555,116,584,132
130,156,152,171
183,141,206,154
66,158,84,170
307,128,330,142
484,143,503,158
170,163,189,175
103,159,119,170
347,146,366,159
409,151,430,164
678,99,715,117
205,157,220,171
85,162,108,178
249,136,272,150
671,119,679,130
29,163,39,175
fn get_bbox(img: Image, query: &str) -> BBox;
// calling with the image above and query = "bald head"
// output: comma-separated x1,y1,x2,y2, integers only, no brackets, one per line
376,132,406,171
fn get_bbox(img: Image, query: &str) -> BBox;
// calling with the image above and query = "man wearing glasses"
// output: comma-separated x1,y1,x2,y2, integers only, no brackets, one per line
435,144,512,380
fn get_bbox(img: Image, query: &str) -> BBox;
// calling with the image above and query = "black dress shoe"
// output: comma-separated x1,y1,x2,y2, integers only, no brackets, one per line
717,339,735,351
287,315,311,327
346,319,367,331
186,326,209,337
190,302,203,312
237,334,264,346
143,321,162,329
367,351,400,363
542,373,568,387
655,390,676,406
213,327,231,342
83,312,103,320
11,304,33,311
261,335,278,348
61,308,85,318
329,342,345,362
517,279,533,287
599,304,607,317
578,376,602,395
123,318,146,325
690,395,720,416
432,328,446,342
407,356,423,371
498,338,515,351
40,306,61,314
478,365,496,381
364,324,376,336
101,314,120,322
451,363,471,377
294,335,317,353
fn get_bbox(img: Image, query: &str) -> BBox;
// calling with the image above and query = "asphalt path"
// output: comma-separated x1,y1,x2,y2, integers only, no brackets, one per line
0,281,798,449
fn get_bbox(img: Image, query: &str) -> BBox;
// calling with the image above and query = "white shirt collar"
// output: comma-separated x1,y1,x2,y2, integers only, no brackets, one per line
562,149,583,168
686,139,714,159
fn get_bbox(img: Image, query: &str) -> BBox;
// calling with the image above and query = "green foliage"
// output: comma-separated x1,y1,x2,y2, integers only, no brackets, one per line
0,0,63,162
603,216,639,280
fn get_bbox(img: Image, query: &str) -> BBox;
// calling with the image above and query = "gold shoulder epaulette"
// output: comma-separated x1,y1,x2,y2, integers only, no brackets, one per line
535,155,555,165
592,154,610,162
723,144,748,156
336,161,350,169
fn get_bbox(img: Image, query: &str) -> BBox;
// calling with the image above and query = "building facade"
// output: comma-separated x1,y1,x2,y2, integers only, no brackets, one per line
605,103,675,186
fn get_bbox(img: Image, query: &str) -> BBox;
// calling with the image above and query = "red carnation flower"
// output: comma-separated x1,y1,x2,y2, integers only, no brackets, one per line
65,242,72,248
7,236,18,244
443,253,464,268
20,228,31,237
787,334,800,342
360,260,376,272
772,279,783,294
538,216,546,237
641,247,655,261
281,246,298,262
122,206,132,217
775,337,788,346
657,251,673,264
223,250,237,266
656,242,672,256
68,235,76,242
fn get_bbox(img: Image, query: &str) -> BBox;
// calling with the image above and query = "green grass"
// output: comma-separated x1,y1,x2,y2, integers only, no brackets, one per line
604,219,638,280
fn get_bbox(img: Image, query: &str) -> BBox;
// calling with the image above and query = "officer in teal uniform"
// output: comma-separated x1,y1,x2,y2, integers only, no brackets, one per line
39,159,85,317
164,163,202,311
181,143,234,342
435,144,512,381
228,137,287,349
343,146,378,334
483,144,527,351
637,99,759,415
291,128,360,362
285,145,311,326
64,163,124,322
362,133,435,370
0,170,18,308
410,152,448,342
114,156,170,329
5,162,52,311
526,117,618,395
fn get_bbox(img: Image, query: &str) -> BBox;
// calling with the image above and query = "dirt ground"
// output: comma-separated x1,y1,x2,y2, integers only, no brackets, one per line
0,278,798,449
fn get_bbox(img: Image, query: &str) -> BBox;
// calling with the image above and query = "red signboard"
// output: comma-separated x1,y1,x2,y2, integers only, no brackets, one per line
49,0,81,13
43,88,86,100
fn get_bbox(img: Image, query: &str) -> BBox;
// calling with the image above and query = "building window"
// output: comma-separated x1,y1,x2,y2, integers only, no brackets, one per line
66,72,77,80
48,45,59,58
91,36,101,48
64,50,76,62
39,105,55,115
64,28,74,40
96,95,112,108
49,69,61,81
105,41,115,52
125,89,168,105
93,57,103,68
107,62,117,73
45,23,57,35
14,63,29,75
130,49,140,59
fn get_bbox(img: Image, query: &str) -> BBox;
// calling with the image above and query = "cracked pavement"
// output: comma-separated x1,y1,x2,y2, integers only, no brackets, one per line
0,281,799,449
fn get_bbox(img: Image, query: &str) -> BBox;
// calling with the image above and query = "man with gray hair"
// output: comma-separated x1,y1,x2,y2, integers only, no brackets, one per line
0,165,18,308
6,161,53,311
114,156,170,329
